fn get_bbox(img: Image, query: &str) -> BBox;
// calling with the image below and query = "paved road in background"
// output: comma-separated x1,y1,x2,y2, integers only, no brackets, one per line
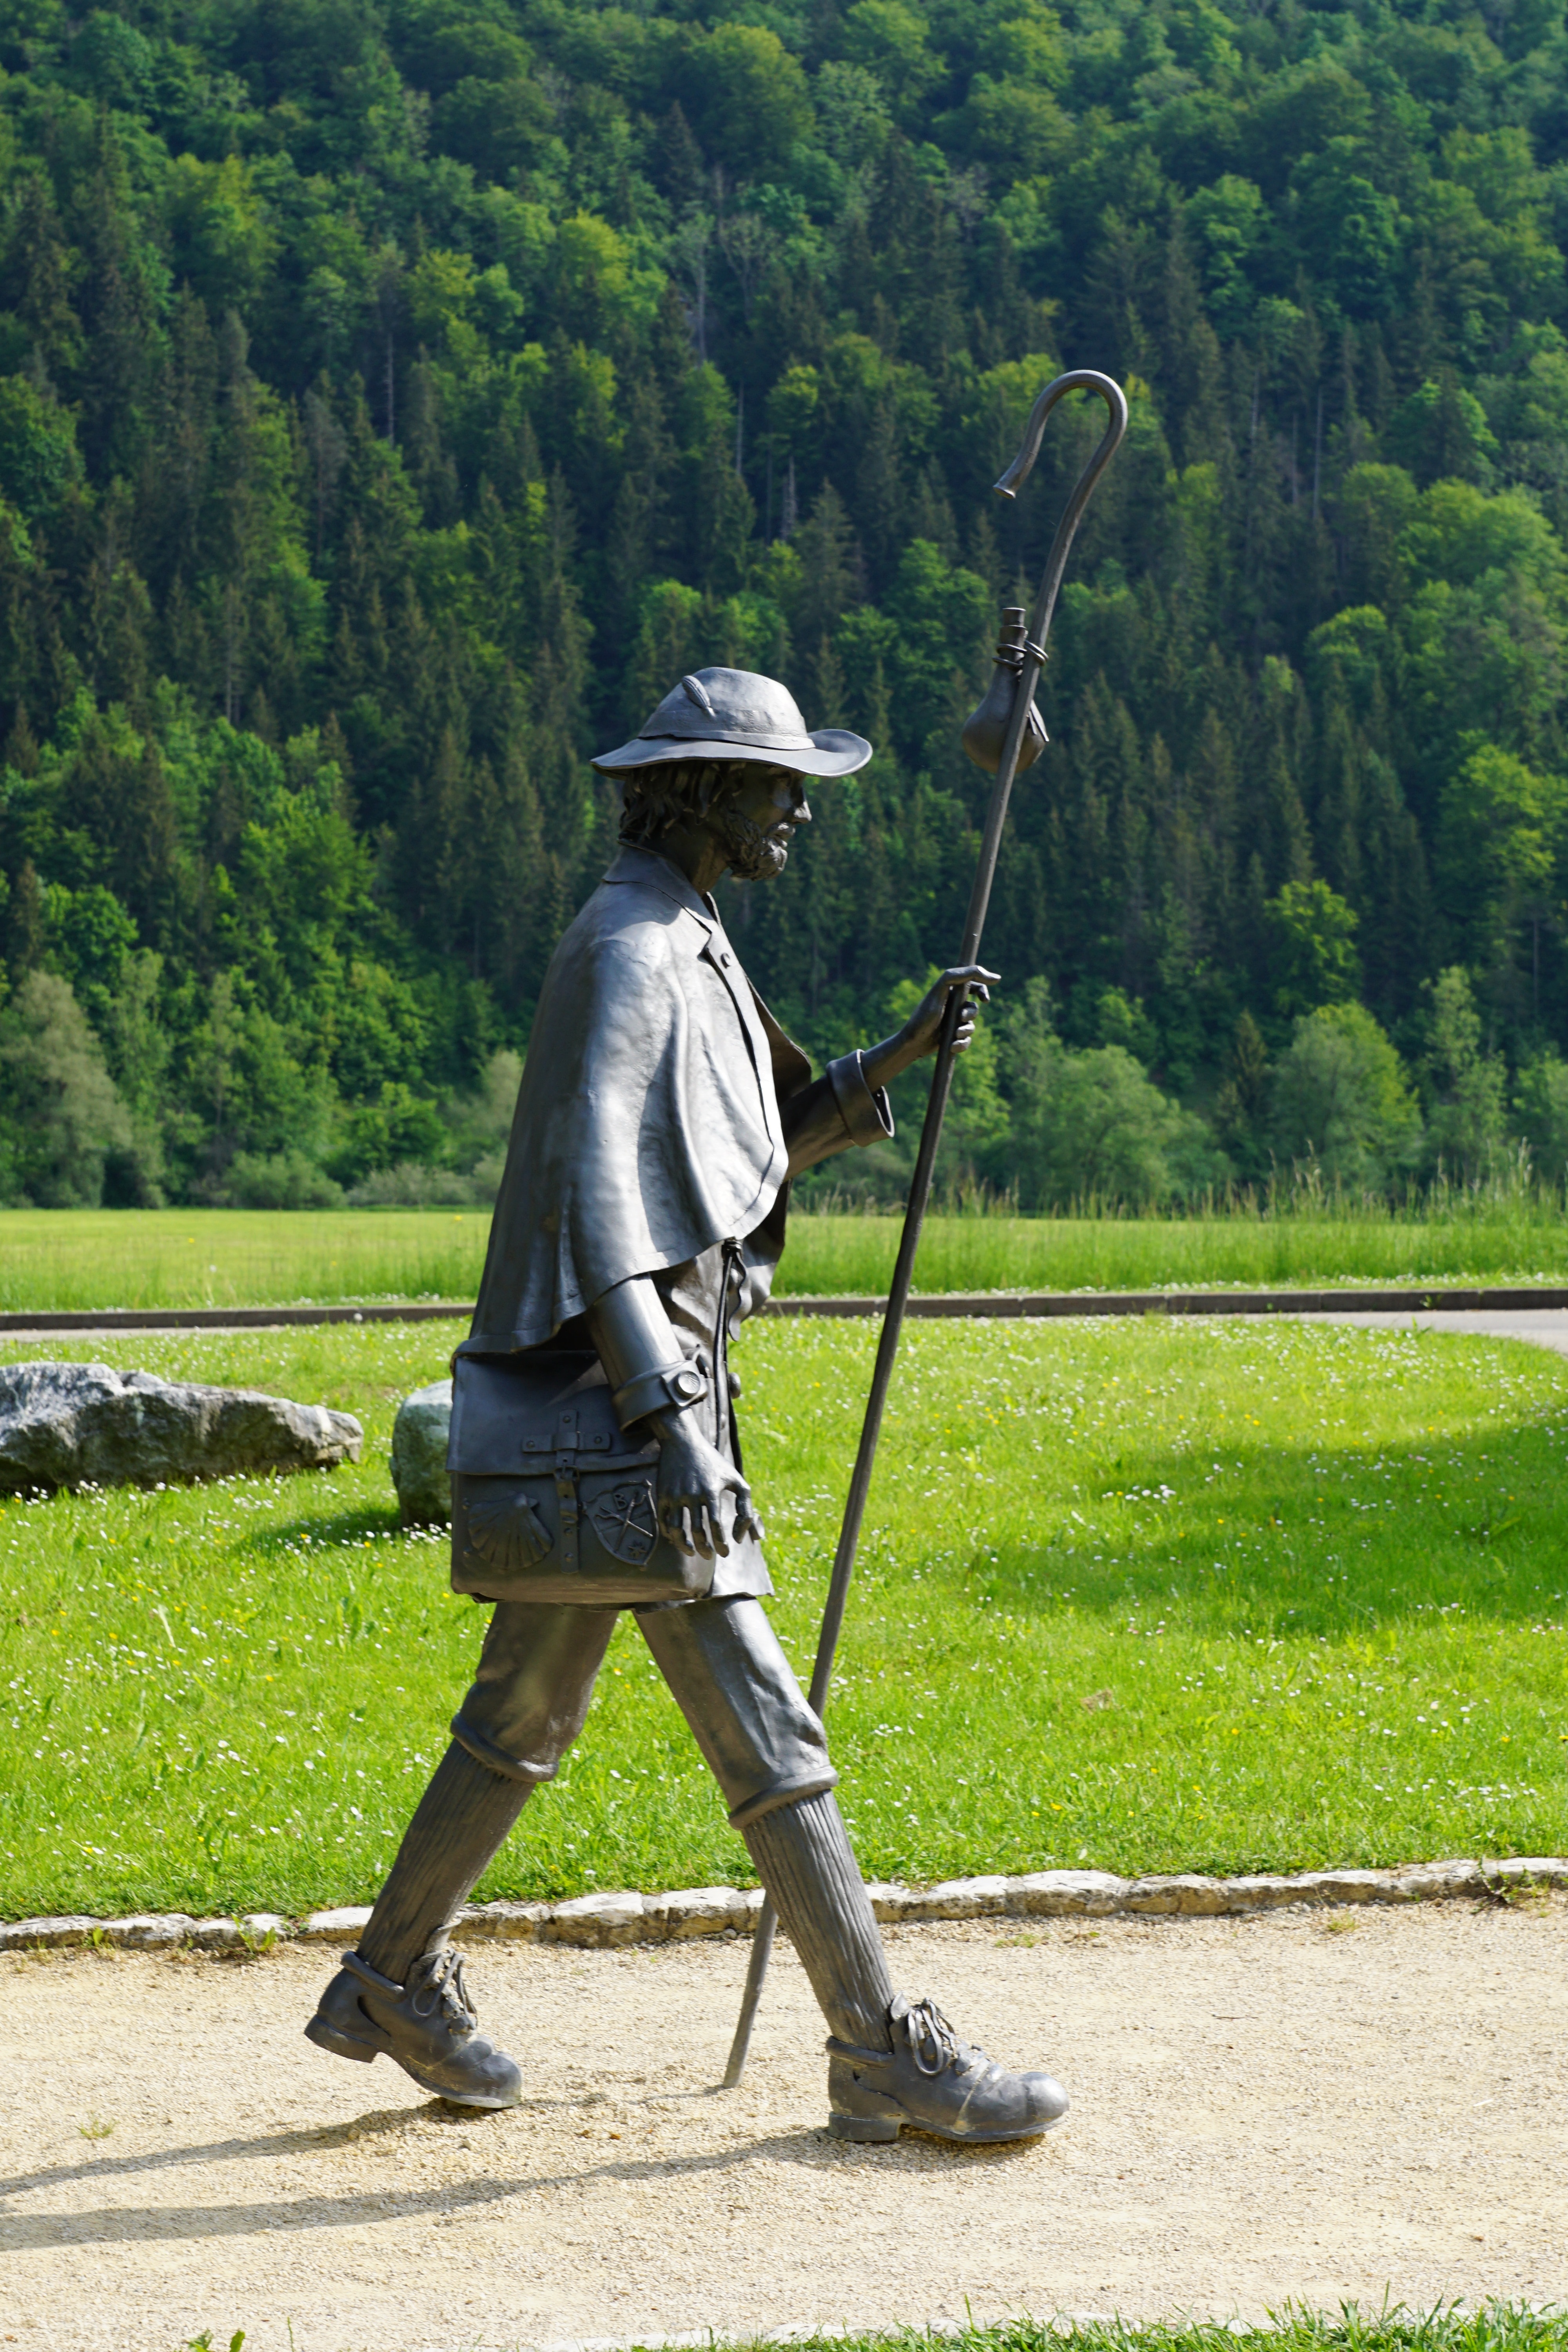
1277,1305,1568,1358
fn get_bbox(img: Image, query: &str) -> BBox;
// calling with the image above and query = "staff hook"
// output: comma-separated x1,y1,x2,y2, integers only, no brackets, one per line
996,367,1128,649
962,370,1129,778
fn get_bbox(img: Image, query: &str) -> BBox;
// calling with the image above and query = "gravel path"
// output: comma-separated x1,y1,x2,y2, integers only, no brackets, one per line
3,1902,1564,2352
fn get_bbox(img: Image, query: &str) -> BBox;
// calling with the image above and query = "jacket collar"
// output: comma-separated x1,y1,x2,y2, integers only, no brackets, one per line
603,844,717,931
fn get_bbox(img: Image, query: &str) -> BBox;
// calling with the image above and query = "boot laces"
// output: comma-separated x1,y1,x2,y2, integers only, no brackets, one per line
410,1947,476,2032
903,1997,967,2076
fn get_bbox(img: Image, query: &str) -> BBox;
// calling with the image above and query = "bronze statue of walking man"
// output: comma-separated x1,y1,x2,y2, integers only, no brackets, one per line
306,667,1069,2143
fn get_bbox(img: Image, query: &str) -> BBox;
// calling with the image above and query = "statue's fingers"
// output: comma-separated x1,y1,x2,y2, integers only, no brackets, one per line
663,1490,706,1555
705,1492,732,1557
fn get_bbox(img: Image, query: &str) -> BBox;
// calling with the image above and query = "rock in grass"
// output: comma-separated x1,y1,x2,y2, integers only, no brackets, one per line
390,1377,453,1526
0,1360,362,1495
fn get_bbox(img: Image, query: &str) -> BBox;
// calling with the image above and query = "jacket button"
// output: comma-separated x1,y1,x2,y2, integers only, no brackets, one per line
719,950,731,967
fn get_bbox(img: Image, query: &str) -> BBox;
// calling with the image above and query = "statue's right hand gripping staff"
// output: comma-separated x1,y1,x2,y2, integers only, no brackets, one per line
722,370,1129,2089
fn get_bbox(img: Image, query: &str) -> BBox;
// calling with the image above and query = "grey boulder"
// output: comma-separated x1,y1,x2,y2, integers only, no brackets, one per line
0,1361,363,1495
390,1377,453,1526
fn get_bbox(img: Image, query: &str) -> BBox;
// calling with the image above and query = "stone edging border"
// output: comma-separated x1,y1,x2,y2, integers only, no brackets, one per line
5,1855,1562,1954
7,1283,1568,1334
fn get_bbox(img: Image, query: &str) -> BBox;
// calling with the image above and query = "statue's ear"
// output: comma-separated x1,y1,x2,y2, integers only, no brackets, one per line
698,759,746,817
693,762,722,818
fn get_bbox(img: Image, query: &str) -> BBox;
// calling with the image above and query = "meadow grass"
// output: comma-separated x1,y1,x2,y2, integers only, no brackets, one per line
0,1207,492,1312
2,1314,1566,1921
782,1205,1568,1296
9,1204,1568,1315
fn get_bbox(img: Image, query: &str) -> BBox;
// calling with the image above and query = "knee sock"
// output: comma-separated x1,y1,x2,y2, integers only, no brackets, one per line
358,1741,532,1984
742,1789,894,2051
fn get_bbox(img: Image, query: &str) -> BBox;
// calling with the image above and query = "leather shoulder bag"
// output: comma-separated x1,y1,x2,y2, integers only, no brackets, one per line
446,1348,714,1607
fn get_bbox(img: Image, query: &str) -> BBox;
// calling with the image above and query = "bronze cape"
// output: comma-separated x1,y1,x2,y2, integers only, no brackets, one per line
465,843,891,1360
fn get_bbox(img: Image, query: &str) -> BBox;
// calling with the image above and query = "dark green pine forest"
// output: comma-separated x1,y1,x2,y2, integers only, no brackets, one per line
2,0,1568,1210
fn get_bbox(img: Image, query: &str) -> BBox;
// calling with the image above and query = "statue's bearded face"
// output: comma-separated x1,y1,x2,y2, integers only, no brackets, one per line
617,758,813,877
711,764,812,882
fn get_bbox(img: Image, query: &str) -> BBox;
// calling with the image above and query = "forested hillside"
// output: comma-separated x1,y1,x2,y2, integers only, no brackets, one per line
2,0,1568,1210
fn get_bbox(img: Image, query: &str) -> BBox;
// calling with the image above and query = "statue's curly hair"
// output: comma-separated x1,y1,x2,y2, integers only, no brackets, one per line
614,757,753,848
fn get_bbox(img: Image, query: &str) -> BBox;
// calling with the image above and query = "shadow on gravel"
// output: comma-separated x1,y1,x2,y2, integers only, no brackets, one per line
0,2102,1040,2245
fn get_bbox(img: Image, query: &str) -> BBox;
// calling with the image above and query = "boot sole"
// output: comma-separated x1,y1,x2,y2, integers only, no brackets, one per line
307,1995,519,2107
829,2109,1065,2145
304,2013,381,2064
393,2054,523,2110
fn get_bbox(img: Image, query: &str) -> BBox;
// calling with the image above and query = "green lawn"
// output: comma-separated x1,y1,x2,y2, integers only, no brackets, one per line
699,2317,1563,2352
2,1316,1566,1921
8,1205,1568,1315
184,2317,1568,2352
729,2318,1564,2352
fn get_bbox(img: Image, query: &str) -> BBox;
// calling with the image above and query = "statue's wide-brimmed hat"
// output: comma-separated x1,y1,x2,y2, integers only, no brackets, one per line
592,668,872,779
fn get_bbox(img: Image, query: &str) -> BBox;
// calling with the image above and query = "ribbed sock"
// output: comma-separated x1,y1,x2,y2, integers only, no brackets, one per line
742,1790,894,2051
358,1741,532,1983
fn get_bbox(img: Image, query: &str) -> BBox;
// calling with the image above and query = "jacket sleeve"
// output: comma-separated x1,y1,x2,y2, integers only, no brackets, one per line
586,1275,710,1428
780,1052,894,1176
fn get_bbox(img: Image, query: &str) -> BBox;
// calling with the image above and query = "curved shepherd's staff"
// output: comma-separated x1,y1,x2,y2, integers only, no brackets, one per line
722,368,1129,2087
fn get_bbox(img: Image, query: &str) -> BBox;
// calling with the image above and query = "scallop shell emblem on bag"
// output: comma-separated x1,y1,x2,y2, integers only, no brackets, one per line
466,1485,554,1573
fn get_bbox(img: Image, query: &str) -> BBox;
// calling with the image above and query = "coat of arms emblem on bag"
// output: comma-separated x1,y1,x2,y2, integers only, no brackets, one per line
588,1479,659,1566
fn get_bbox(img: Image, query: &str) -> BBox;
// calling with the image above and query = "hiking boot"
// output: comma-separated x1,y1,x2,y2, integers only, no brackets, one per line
305,1945,523,2109
827,1993,1068,2144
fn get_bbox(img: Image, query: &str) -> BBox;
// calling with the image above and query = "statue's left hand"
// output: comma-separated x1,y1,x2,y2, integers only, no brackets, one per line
864,964,999,1088
905,963,996,1058
653,1418,765,1560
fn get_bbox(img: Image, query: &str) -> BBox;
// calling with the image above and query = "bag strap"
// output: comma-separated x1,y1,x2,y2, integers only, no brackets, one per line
713,1236,745,1451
